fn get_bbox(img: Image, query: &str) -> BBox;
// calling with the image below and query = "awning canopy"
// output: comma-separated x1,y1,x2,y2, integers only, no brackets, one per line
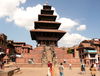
85,50,97,53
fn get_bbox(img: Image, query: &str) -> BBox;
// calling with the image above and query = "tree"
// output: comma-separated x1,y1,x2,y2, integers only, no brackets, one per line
67,48,74,54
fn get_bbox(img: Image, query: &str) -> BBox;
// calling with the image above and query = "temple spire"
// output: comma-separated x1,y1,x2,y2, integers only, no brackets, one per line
45,0,48,5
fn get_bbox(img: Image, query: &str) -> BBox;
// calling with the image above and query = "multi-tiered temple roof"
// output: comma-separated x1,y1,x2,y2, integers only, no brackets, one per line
30,4,66,46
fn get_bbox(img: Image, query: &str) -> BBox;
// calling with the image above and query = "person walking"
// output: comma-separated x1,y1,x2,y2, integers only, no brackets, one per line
81,63,85,74
69,63,72,70
98,63,100,71
59,63,64,76
0,61,2,69
94,63,97,69
90,64,97,76
47,61,52,76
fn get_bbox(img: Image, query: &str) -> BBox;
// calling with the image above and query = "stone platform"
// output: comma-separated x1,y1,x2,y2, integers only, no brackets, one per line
0,67,20,76
13,67,100,76
15,63,81,68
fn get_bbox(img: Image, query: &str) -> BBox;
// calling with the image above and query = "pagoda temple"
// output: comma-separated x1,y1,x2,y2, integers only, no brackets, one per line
29,4,80,65
30,4,66,46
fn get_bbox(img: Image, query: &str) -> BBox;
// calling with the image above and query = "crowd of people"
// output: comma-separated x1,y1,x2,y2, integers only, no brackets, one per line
47,61,100,76
47,61,65,76
89,63,100,76
80,62,100,76
1,59,100,76
90,63,97,76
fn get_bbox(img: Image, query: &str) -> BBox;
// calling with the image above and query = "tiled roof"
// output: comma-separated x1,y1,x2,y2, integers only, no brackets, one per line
3,55,9,59
26,44,32,47
14,42,25,44
30,29,66,33
13,45,23,47
35,21,61,24
39,14,56,16
22,46,31,48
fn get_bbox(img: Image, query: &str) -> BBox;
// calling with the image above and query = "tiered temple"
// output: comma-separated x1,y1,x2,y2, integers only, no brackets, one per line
30,4,66,46
29,4,81,65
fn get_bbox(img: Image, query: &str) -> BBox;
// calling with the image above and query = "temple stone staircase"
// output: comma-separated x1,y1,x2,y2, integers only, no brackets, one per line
47,49,52,62
16,46,81,67
41,46,57,65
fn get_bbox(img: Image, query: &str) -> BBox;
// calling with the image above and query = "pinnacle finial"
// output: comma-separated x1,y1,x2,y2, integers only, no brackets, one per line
45,0,48,5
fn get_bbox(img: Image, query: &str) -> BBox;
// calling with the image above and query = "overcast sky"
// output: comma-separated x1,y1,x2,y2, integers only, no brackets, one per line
0,0,100,48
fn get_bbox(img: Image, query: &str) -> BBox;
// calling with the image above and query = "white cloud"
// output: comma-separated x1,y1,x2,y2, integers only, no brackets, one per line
0,0,89,47
52,7,60,19
11,4,42,29
57,18,79,31
58,33,90,47
0,0,86,31
76,25,86,31
0,0,26,17
0,0,42,30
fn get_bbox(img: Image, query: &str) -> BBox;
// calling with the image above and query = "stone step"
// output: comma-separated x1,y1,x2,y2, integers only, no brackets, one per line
0,68,20,76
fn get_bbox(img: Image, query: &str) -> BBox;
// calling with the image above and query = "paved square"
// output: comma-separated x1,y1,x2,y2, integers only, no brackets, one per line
13,67,100,76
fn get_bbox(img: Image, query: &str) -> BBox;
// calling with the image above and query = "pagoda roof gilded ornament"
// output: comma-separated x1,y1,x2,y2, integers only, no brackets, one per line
45,0,48,5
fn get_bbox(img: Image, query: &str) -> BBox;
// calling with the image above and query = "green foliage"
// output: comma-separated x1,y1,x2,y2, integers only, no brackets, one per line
67,48,74,54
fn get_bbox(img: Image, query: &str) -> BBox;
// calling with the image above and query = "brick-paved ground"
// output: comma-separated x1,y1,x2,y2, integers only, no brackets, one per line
13,67,100,76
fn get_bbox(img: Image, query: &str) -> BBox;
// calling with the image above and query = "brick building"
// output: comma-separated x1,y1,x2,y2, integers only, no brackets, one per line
13,42,33,63
78,39,100,65
0,33,7,62
0,34,16,63
0,33,33,64
0,34,7,52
